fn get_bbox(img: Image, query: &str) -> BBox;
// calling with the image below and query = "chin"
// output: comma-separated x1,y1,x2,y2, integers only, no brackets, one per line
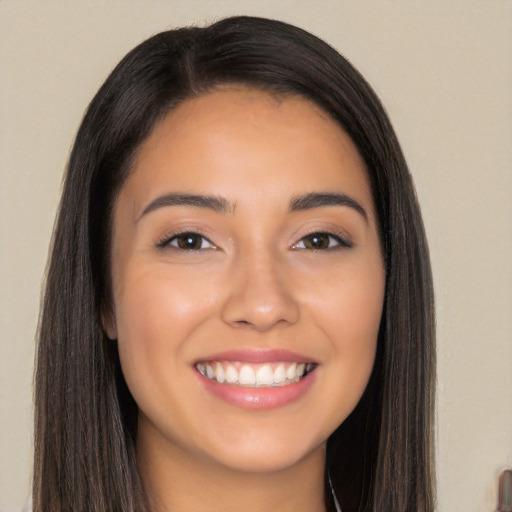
200,430,327,475
213,448,321,474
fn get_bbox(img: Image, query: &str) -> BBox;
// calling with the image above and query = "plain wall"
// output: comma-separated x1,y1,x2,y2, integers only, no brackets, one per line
1,1,511,511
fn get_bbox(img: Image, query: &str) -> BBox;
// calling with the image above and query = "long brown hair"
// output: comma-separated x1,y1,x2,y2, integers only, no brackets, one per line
34,16,435,511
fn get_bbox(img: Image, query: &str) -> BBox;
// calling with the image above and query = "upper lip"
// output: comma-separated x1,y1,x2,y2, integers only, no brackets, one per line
194,349,317,364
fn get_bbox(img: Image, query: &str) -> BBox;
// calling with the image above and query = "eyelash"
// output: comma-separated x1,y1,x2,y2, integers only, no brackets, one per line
292,231,353,250
156,230,352,252
156,231,216,251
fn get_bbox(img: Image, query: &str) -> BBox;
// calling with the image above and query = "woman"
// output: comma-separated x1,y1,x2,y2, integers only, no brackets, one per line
34,16,435,512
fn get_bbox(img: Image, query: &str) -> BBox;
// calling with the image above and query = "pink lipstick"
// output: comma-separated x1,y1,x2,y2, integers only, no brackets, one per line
193,349,318,410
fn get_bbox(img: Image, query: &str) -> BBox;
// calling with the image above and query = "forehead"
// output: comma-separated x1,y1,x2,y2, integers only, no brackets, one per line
136,86,360,164
123,86,373,216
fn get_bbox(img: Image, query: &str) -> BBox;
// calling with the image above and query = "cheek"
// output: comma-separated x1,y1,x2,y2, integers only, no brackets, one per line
337,273,383,367
116,264,215,334
113,265,219,394
310,257,384,344
310,259,384,404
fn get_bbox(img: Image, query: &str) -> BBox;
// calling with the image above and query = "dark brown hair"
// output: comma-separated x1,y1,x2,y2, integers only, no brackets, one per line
34,15,435,512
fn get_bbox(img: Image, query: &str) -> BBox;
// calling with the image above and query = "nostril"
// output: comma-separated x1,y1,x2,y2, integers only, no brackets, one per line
220,270,300,330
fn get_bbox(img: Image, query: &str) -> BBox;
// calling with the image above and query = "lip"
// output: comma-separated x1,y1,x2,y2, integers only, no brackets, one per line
194,349,318,410
195,348,316,365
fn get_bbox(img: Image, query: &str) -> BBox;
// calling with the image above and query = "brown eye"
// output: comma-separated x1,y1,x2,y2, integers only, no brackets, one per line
293,232,352,250
303,233,330,249
166,232,215,251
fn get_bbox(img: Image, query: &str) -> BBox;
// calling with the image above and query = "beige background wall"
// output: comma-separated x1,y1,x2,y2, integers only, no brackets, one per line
1,1,510,511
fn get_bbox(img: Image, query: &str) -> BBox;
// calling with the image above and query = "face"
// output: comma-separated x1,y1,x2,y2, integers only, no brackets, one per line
106,87,385,474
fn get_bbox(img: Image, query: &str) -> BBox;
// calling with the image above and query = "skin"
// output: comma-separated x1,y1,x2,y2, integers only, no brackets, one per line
105,87,385,512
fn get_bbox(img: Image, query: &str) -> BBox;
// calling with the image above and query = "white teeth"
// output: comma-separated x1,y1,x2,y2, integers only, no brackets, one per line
239,365,256,385
286,362,297,380
197,361,315,387
256,364,274,386
215,362,225,383
273,363,287,384
225,364,238,383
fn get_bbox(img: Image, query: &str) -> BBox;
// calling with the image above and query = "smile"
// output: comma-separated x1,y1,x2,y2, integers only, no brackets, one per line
195,361,317,388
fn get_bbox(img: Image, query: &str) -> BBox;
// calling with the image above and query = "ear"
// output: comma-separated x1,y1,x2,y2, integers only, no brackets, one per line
101,305,118,340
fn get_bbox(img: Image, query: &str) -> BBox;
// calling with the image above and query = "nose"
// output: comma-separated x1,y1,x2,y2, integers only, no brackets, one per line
220,251,300,331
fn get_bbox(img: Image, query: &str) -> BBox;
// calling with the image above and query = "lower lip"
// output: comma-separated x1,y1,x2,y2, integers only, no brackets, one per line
196,369,317,410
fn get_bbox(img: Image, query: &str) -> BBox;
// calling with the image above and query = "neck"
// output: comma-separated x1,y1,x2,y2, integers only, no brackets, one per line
137,426,327,512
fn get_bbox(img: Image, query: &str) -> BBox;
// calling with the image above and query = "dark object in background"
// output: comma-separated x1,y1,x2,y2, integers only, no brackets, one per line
498,469,512,512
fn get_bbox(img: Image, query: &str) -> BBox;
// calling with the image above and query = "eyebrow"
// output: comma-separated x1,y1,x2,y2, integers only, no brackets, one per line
138,193,235,221
137,191,367,222
289,192,368,221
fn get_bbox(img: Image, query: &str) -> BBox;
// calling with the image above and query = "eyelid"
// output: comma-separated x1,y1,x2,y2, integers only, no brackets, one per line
292,230,353,250
156,230,217,251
